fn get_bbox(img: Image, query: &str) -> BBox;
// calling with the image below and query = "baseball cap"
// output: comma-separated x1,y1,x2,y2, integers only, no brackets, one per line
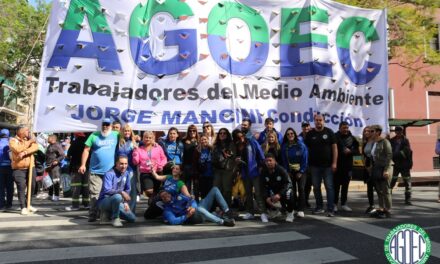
301,121,310,128
394,126,403,132
0,129,9,137
102,118,112,125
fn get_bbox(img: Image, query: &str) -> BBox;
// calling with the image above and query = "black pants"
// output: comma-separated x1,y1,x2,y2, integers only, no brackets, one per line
199,177,213,199
304,169,312,206
367,180,375,207
291,172,307,211
0,166,13,208
334,169,351,206
47,166,61,197
13,169,36,209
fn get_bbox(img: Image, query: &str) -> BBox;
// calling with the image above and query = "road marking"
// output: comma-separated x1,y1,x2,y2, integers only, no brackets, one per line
0,231,309,263
0,221,276,242
308,215,440,259
182,247,356,264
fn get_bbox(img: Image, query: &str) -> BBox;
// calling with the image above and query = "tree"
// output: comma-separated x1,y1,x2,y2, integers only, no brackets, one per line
336,0,440,88
0,0,50,104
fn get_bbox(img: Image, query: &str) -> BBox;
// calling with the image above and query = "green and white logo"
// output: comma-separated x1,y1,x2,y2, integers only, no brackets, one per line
384,224,431,264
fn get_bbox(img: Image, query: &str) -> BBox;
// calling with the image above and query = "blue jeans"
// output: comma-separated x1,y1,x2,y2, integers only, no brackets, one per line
99,194,136,222
310,166,335,212
0,166,13,209
128,168,137,212
197,187,229,224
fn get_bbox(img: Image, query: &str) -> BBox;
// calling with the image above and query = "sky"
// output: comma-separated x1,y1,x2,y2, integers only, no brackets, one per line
29,0,52,7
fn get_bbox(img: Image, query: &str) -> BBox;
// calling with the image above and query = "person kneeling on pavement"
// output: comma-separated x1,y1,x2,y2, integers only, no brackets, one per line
159,187,235,227
261,153,295,222
97,155,136,227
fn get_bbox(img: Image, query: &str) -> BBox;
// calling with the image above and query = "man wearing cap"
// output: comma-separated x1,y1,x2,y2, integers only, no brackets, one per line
79,118,119,222
0,129,13,211
257,118,283,145
9,125,39,215
390,126,413,205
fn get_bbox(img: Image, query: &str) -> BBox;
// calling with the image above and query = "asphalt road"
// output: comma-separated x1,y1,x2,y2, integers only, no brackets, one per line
0,184,439,264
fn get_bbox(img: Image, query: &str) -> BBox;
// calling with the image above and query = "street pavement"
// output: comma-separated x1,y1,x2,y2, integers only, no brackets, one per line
0,183,439,264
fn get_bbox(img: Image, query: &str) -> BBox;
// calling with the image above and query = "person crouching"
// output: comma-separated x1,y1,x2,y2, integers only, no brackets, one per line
97,155,136,227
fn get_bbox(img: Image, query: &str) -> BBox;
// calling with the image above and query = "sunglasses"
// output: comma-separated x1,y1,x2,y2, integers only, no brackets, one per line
102,123,111,126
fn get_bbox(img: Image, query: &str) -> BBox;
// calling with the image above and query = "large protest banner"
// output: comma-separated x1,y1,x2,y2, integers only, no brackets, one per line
34,0,388,134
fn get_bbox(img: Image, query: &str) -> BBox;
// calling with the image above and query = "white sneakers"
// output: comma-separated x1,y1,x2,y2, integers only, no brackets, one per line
112,218,123,227
21,206,38,215
341,205,353,212
242,213,255,220
297,211,305,218
51,196,60,202
285,211,295,222
65,206,80,211
260,213,269,223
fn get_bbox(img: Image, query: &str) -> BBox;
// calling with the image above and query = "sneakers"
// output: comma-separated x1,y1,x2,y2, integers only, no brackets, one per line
297,211,305,218
20,208,29,215
224,210,235,220
376,211,391,219
365,206,375,214
65,206,80,211
327,211,335,217
285,211,294,222
333,205,338,212
112,218,123,227
341,205,352,212
260,213,269,223
28,206,38,213
223,218,235,227
242,213,255,220
51,196,60,202
312,208,325,215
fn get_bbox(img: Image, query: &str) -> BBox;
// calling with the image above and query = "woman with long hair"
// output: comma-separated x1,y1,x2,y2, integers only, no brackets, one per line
159,127,184,174
362,126,376,214
182,124,200,198
133,131,167,203
261,130,282,163
195,135,214,198
202,121,216,146
117,124,139,211
212,128,236,207
281,127,308,218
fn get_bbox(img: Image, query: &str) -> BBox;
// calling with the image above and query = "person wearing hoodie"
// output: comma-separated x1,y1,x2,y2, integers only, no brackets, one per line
233,128,267,222
281,128,308,218
0,129,13,211
257,118,283,145
45,134,65,202
334,121,359,212
9,125,39,215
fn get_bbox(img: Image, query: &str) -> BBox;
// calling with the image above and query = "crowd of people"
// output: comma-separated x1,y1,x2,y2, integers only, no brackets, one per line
0,114,430,228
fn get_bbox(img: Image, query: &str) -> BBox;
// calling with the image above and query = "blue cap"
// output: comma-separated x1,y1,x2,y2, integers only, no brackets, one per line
102,118,112,124
0,129,9,137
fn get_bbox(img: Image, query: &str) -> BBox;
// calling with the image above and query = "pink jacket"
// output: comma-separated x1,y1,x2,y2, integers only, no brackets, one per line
132,144,167,173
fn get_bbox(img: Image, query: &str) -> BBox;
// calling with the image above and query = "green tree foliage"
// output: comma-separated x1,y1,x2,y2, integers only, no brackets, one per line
0,0,50,102
337,0,440,88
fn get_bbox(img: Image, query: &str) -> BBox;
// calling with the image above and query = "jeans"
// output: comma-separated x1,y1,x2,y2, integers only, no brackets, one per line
196,187,229,224
99,194,136,222
0,166,13,209
310,166,335,212
128,168,138,212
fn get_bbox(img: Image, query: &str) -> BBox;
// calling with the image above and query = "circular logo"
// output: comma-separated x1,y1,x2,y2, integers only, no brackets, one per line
384,224,431,264
323,134,328,139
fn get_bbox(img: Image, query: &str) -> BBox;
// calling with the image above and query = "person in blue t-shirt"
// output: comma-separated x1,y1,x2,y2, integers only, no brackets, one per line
79,118,119,222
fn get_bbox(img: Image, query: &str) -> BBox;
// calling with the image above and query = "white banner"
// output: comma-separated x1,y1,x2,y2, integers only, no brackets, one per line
34,0,388,135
